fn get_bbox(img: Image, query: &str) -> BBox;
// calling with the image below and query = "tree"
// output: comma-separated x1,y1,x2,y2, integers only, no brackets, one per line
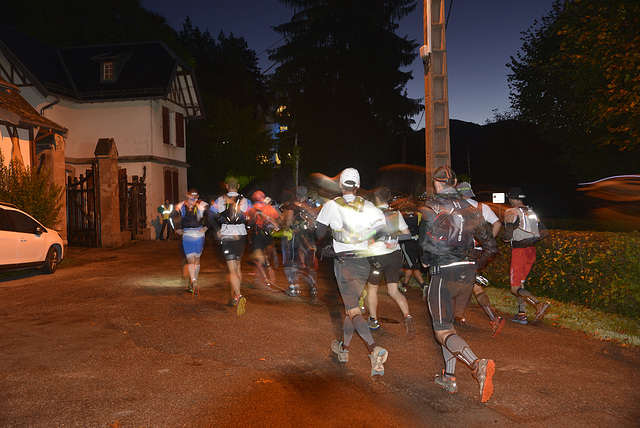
179,20,275,190
269,0,420,181
507,0,640,181
0,151,64,228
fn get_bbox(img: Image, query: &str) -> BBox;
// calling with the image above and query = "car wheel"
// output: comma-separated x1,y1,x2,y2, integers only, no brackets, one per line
42,247,59,274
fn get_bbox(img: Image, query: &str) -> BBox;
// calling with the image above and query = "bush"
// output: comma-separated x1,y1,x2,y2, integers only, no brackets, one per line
0,151,64,228
483,230,640,318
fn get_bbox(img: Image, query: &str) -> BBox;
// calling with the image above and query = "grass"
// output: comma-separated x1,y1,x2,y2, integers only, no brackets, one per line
405,278,640,347
485,286,640,347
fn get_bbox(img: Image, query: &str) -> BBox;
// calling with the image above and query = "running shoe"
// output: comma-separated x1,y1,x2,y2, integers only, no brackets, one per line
491,316,506,337
331,340,349,363
236,295,247,316
434,370,458,393
398,282,407,294
405,314,417,340
228,296,238,307
473,359,495,403
511,312,528,324
192,282,200,299
285,285,299,297
187,280,193,293
370,346,388,377
368,316,380,330
533,302,551,324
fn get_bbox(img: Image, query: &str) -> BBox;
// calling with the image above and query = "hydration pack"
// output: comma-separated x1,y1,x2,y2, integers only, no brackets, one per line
220,194,246,224
332,196,369,244
425,197,475,248
511,206,541,241
180,201,205,228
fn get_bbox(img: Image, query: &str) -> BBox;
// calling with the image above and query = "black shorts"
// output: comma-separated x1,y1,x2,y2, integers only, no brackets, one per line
252,230,273,250
401,240,421,269
367,251,402,286
220,236,247,261
426,263,475,331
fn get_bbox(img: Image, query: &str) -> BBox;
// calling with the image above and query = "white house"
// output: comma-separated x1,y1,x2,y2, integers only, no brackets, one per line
0,22,202,242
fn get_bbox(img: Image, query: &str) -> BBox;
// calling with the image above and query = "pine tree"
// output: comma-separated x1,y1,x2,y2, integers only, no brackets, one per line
269,0,420,180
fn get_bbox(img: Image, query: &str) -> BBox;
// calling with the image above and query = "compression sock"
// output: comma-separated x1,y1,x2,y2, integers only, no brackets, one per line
194,264,200,281
444,334,478,369
442,345,457,376
476,292,496,322
343,316,355,348
352,314,376,352
517,287,540,307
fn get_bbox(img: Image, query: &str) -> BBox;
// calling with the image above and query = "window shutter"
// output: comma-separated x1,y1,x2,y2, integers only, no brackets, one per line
172,171,179,203
175,112,184,147
162,107,170,145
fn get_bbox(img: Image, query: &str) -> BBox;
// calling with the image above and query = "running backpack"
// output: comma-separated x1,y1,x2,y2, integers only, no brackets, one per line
220,194,246,224
425,197,474,248
511,206,541,241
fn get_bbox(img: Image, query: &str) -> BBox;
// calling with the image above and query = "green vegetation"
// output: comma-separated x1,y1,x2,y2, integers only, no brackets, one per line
0,151,64,228
483,230,640,319
485,287,640,347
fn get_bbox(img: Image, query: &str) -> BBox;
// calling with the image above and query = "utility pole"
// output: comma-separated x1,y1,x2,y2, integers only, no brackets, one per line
422,0,451,194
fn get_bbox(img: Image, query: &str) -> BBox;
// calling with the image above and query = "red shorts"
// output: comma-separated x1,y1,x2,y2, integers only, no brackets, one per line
510,246,536,288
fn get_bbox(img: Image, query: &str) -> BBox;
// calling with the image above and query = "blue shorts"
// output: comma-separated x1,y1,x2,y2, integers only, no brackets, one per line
182,230,205,258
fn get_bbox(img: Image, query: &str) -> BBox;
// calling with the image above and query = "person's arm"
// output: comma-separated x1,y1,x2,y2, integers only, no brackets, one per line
474,221,498,270
491,220,502,238
316,222,328,240
502,210,519,242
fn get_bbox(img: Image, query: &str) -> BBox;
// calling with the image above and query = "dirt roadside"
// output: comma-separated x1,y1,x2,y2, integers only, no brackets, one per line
1,239,638,427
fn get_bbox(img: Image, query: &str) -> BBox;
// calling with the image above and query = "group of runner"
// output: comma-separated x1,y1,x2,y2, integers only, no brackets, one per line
167,167,550,403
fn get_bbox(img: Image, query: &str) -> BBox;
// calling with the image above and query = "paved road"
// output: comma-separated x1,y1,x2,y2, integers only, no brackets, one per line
1,239,638,427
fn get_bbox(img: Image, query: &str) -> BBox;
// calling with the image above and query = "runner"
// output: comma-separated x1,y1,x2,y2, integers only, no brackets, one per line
455,182,506,336
247,190,282,291
209,177,253,315
364,187,416,339
316,167,389,379
419,166,498,402
281,185,320,301
503,187,550,324
172,189,208,298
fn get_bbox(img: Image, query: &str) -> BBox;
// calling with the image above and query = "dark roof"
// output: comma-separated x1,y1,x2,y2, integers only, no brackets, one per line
0,77,68,135
0,22,201,114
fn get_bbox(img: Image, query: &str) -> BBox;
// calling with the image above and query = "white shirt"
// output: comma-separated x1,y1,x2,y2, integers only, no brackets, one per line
316,194,386,254
468,199,499,225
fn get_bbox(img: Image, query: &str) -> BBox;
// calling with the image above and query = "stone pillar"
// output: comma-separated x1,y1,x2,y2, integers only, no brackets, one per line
94,138,124,247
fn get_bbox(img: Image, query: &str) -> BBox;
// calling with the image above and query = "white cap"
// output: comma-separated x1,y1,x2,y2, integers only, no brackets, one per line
340,167,360,188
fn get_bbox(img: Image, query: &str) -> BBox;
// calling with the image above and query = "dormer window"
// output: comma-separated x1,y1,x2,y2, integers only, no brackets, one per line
92,51,131,83
102,61,114,81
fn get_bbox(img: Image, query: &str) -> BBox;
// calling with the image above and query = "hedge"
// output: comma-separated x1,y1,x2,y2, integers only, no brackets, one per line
482,230,640,319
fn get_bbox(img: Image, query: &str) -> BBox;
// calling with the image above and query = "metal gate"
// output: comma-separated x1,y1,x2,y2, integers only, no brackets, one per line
119,167,147,239
67,163,101,247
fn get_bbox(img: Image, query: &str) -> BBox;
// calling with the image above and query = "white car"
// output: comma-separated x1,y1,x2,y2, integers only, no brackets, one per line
0,202,64,274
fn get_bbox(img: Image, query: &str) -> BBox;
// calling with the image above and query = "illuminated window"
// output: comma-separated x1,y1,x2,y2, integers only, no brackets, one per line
102,61,114,81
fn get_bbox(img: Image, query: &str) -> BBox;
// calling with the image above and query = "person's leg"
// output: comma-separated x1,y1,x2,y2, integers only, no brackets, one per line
429,265,494,401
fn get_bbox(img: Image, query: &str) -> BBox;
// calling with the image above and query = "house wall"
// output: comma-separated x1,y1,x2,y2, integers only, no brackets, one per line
0,126,31,168
41,98,189,237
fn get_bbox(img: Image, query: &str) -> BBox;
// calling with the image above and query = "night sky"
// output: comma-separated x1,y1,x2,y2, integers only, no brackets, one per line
142,0,555,126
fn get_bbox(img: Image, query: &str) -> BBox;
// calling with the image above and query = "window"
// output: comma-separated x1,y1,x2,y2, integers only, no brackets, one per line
6,210,39,233
175,112,184,148
102,61,114,81
163,107,184,147
162,107,170,145
164,168,180,203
